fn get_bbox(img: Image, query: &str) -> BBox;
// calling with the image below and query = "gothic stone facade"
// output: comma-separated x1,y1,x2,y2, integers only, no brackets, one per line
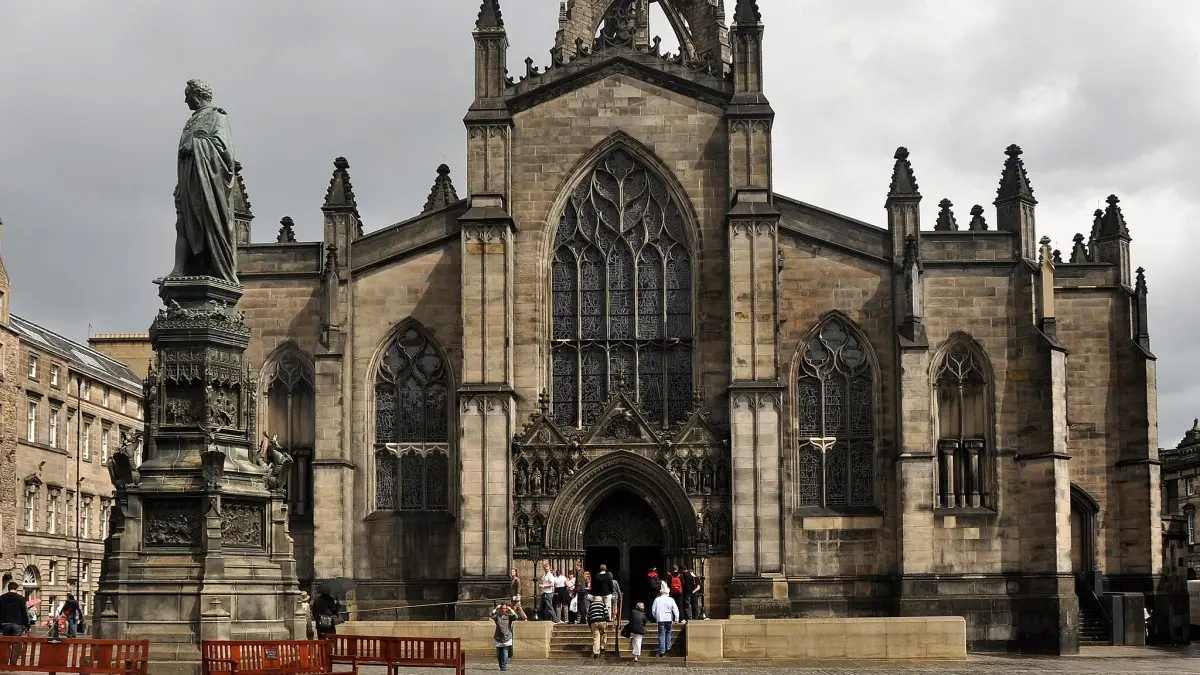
231,0,1171,651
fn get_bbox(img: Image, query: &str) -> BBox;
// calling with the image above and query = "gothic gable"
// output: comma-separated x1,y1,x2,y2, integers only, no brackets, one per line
669,405,724,447
515,393,575,448
580,391,663,446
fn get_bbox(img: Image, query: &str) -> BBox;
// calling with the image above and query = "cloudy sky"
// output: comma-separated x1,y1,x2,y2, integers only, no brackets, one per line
2,0,1198,440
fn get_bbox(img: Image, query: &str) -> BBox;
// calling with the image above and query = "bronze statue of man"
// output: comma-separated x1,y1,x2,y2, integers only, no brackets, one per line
170,79,238,284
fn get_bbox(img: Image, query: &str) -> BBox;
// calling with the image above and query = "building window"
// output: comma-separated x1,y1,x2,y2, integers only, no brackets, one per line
26,399,37,443
81,592,89,616
134,437,143,466
796,317,876,510
374,326,451,511
99,500,110,540
48,406,60,449
81,379,90,401
101,426,110,463
47,561,56,585
47,491,59,535
264,348,316,518
1188,477,1196,498
1187,506,1196,546
81,497,92,539
102,388,109,408
24,486,36,531
80,563,89,585
82,420,91,461
121,393,127,413
27,354,37,379
50,364,59,387
550,148,694,428
65,491,75,538
136,401,142,420
934,336,995,510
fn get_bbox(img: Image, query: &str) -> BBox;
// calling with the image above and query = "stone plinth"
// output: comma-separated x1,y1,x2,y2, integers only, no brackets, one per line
93,276,302,675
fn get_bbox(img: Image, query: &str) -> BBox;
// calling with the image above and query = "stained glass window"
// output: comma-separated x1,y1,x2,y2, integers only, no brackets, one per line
374,326,452,511
796,318,876,509
934,338,992,509
550,148,693,428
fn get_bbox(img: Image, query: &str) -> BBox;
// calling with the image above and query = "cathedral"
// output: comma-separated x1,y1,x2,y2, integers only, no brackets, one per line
233,0,1176,652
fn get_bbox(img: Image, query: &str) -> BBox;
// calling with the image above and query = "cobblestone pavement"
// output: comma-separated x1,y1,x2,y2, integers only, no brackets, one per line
342,645,1199,675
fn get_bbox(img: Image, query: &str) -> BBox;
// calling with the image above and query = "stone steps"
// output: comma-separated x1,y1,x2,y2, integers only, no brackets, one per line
1079,604,1111,646
549,622,686,658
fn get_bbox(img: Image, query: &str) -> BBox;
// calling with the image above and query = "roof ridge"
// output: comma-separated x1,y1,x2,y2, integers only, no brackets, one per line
11,313,142,376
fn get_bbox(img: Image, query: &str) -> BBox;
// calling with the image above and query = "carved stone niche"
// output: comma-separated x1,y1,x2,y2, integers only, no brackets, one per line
143,497,203,548
221,499,265,549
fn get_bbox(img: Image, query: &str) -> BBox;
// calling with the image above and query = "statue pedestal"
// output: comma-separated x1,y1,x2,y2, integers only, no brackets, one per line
94,276,302,675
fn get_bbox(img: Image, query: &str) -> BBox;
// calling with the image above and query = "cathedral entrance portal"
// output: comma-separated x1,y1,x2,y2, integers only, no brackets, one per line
584,491,663,619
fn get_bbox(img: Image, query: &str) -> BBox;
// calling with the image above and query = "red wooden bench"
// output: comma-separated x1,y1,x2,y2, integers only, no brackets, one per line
328,635,464,675
0,636,150,674
202,639,357,675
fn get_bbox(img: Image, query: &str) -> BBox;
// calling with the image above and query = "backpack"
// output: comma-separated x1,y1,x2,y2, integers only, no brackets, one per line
669,573,683,594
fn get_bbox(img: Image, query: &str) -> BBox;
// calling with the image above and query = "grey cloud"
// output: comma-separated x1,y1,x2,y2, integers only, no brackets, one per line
1,0,1197,440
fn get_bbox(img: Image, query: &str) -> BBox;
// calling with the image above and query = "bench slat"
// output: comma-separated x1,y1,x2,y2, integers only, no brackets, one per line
329,635,462,675
0,637,150,674
202,639,352,675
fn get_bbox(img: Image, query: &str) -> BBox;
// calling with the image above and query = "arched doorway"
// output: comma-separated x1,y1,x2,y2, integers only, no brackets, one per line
1070,485,1099,576
583,491,663,614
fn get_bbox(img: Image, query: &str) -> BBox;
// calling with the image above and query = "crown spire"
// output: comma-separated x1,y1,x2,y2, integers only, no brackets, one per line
994,144,1036,204
231,161,252,218
887,147,920,201
476,0,504,30
734,0,762,25
422,164,461,214
967,204,988,231
1069,233,1088,263
323,157,357,211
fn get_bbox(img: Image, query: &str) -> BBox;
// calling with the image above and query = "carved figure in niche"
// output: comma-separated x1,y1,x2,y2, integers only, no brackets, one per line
669,459,683,484
530,516,545,545
261,433,293,493
530,464,543,496
700,458,713,494
514,461,528,497
715,461,729,493
685,460,699,494
546,464,559,495
514,515,529,547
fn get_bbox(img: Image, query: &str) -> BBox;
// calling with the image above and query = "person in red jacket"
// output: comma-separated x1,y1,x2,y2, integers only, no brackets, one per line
645,568,660,610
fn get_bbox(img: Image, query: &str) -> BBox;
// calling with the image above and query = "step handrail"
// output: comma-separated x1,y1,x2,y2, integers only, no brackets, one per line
1074,572,1111,633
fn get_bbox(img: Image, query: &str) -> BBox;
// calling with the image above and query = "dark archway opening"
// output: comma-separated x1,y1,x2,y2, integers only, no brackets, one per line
583,491,663,618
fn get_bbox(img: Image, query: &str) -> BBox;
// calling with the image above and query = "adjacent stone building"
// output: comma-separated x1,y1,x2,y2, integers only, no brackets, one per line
1163,421,1200,577
228,0,1178,651
0,234,144,625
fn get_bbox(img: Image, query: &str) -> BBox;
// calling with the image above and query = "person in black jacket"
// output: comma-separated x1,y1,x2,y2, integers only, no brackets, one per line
311,591,341,638
591,564,614,616
624,602,648,662
680,566,695,621
60,594,81,637
0,583,30,636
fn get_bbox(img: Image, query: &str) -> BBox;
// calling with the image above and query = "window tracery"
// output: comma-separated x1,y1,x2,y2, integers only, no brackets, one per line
264,347,315,518
796,318,876,510
373,327,452,512
934,337,993,510
551,148,693,428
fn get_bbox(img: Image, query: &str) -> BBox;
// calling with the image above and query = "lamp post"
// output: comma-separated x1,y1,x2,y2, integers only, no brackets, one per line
694,533,710,620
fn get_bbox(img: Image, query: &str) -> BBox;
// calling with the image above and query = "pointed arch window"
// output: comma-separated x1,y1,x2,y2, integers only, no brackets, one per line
264,347,316,519
934,337,994,510
551,148,693,428
374,326,451,512
796,318,876,510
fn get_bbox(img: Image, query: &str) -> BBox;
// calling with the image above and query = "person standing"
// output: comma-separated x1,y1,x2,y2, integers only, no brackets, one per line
0,583,29,636
680,566,695,621
554,569,568,622
586,594,610,658
509,569,528,620
60,595,81,638
650,588,680,657
667,565,685,624
592,564,615,615
491,602,521,671
311,591,341,638
577,571,592,624
646,567,660,610
539,563,557,622
625,602,648,662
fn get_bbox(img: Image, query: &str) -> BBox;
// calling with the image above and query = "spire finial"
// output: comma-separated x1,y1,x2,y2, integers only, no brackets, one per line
734,0,762,25
968,204,988,231
538,390,550,415
423,164,461,214
231,161,252,218
277,216,297,243
1038,236,1053,265
902,233,921,268
1069,233,1088,263
994,143,1036,205
934,198,958,231
1097,194,1130,239
324,157,358,210
476,0,504,30
1135,266,1147,293
887,147,920,201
